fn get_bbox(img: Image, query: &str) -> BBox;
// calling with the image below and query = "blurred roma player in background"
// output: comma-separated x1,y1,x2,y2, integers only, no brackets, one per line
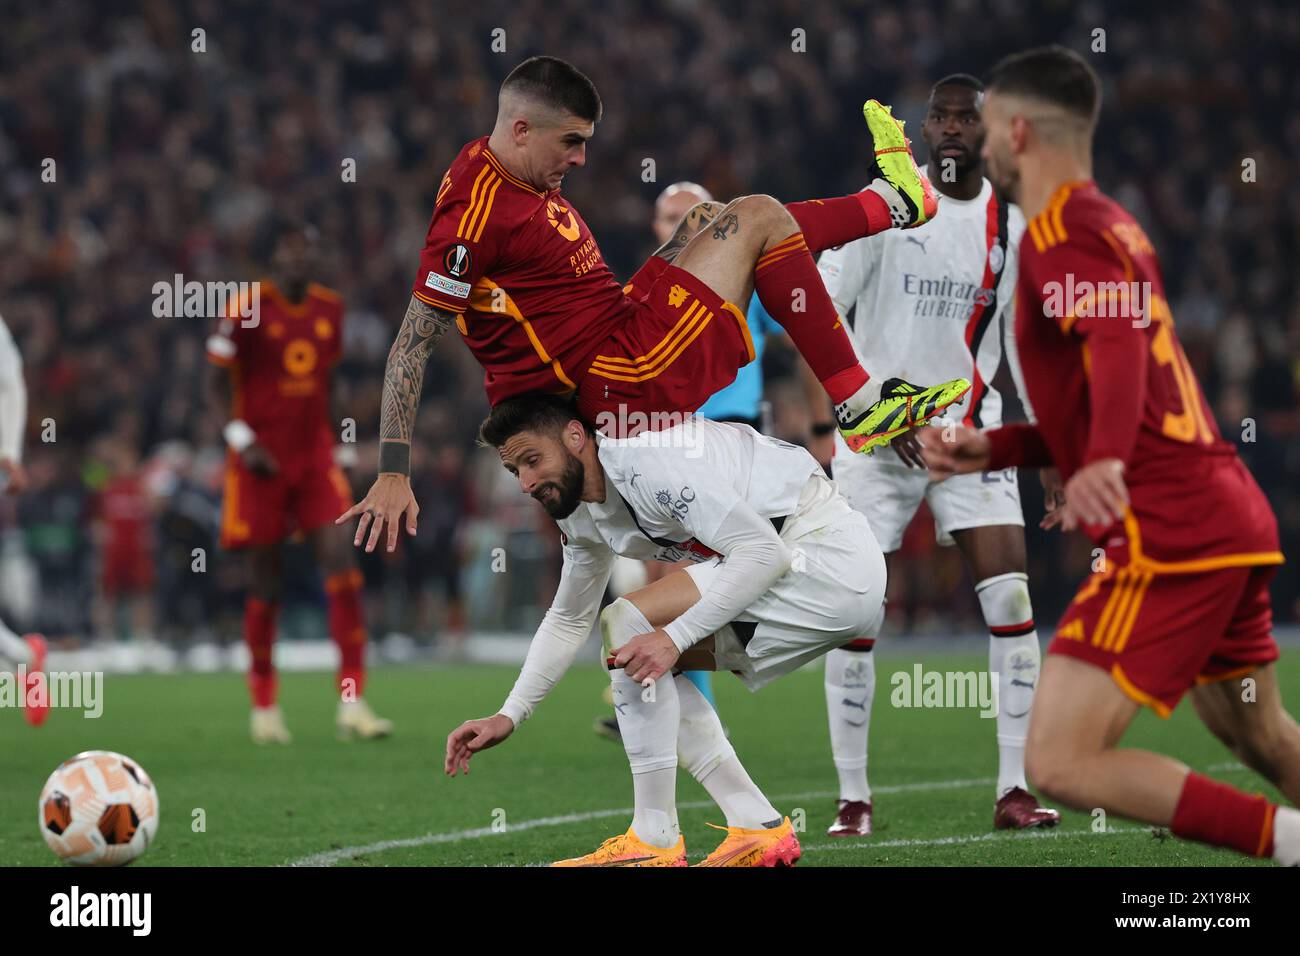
921,46,1300,865
208,222,393,744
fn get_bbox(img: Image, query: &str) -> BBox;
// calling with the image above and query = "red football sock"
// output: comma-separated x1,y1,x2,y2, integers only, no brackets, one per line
1170,771,1276,857
326,568,367,699
244,596,279,708
754,233,869,403
786,193,892,254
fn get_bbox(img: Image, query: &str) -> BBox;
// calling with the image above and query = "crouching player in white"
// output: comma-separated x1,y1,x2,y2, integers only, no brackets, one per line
813,74,1057,835
444,395,886,866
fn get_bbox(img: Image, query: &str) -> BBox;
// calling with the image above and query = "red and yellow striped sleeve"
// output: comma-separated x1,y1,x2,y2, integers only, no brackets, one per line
410,158,505,314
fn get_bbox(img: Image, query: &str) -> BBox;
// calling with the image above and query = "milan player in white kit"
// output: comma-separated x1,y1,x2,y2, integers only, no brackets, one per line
445,394,887,866
0,311,48,726
815,75,1058,834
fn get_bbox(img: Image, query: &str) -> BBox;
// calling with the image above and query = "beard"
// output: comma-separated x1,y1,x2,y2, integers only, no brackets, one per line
533,452,586,519
934,143,978,178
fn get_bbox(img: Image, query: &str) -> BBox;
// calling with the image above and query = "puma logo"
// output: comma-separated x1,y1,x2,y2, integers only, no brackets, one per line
905,235,930,253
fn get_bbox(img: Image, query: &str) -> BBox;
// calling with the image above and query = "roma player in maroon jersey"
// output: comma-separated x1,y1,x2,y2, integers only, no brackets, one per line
341,56,971,553
921,46,1300,864
208,223,393,744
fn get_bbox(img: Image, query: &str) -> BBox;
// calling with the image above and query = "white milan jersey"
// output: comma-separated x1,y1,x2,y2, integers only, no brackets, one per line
497,418,885,722
817,177,1030,427
559,417,822,563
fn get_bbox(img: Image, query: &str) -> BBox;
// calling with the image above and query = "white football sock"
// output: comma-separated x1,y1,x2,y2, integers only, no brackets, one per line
976,573,1040,799
1272,806,1300,866
824,645,875,803
865,177,912,228
834,379,884,426
607,597,681,850
676,674,779,829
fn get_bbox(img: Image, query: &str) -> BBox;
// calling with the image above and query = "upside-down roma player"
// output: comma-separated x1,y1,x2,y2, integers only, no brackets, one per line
207,222,393,744
340,56,970,551
920,46,1300,865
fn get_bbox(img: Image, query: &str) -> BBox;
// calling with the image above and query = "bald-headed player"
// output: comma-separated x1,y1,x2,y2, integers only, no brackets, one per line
921,45,1300,865
341,55,971,553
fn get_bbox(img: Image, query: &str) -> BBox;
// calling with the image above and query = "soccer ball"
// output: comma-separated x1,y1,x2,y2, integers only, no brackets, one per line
38,751,160,866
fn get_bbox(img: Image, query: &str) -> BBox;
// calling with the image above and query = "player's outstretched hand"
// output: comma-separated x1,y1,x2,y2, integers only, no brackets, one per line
1060,458,1128,532
444,714,515,777
891,429,926,469
337,473,420,553
612,629,681,686
915,424,990,480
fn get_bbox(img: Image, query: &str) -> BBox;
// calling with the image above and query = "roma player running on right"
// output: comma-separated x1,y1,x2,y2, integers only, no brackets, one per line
341,56,970,552
920,46,1300,865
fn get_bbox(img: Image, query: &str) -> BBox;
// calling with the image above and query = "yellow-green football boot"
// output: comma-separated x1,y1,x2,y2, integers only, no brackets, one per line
838,377,971,455
863,100,939,229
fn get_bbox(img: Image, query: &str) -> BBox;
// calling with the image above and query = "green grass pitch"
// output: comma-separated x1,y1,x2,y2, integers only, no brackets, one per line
2,649,1287,866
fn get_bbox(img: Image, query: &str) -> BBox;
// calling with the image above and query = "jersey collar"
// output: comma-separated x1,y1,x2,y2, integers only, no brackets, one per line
1047,179,1096,208
260,280,311,317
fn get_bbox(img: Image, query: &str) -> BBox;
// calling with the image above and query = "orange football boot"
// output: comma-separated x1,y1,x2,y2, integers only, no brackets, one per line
695,816,802,867
551,828,687,867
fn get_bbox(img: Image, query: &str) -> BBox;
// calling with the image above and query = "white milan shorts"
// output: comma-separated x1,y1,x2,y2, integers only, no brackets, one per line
684,477,887,691
830,431,1024,553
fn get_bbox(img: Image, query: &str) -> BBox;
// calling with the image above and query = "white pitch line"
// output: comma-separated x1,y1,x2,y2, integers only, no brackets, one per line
287,776,996,867
288,762,1251,867
797,824,1147,854
511,825,1152,866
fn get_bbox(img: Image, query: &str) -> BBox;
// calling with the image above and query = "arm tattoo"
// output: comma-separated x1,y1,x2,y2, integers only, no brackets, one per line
379,295,454,446
652,200,726,264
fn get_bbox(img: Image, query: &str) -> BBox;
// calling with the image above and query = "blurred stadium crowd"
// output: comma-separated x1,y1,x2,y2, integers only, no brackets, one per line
0,0,1296,651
